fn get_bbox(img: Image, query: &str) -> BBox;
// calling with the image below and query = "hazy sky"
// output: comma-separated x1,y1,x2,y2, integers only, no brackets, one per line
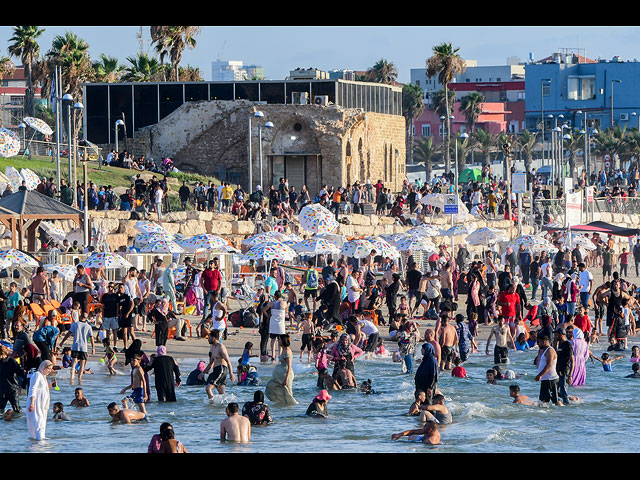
1,26,639,83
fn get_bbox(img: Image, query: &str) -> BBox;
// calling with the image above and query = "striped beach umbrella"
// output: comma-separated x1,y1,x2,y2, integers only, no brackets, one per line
299,204,339,234
341,239,376,259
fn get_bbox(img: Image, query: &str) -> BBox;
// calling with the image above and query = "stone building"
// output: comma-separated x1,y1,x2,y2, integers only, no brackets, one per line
83,77,406,193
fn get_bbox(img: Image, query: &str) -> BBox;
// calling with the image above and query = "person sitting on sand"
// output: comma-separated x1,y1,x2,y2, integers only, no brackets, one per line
391,421,440,445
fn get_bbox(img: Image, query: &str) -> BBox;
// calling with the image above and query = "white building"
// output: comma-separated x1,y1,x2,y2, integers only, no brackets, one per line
212,60,248,81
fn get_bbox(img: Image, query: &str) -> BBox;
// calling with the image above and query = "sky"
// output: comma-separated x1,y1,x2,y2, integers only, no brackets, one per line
1,26,640,83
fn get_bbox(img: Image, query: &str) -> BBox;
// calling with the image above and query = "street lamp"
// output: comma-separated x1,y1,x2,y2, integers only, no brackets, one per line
248,110,265,192
63,93,73,197
541,78,552,166
611,79,622,128
456,132,469,197
18,123,25,152
72,102,84,208
258,120,274,191
632,111,639,130
115,119,125,155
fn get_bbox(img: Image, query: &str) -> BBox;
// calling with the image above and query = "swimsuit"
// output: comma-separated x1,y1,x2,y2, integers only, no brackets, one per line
207,365,228,387
603,363,613,372
130,387,145,404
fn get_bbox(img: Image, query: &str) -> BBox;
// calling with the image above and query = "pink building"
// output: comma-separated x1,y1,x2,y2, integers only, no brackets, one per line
414,101,511,144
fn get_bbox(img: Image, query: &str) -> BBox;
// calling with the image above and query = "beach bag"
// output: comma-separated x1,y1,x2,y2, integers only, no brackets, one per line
229,309,244,327
306,269,319,289
243,307,259,328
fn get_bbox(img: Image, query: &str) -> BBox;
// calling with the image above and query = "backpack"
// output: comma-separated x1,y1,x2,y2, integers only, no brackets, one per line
243,307,259,328
306,269,319,289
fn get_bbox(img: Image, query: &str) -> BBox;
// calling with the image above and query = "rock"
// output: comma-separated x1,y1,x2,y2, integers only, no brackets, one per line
118,220,139,238
349,214,370,226
91,217,120,234
206,220,233,235
187,210,213,221
160,222,180,235
232,221,255,235
163,211,188,222
104,233,128,251
179,219,208,236
378,217,395,225
212,213,236,222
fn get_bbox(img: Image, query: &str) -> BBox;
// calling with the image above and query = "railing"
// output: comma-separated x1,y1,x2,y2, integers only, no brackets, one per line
593,197,640,215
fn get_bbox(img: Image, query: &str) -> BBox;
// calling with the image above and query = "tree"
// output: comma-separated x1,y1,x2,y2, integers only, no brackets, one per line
473,128,497,169
364,58,398,85
459,92,484,133
402,83,424,165
92,54,123,83
426,42,466,174
562,131,585,181
7,26,45,117
150,26,200,81
516,130,539,177
0,56,15,82
593,125,629,174
178,65,203,82
123,53,163,82
413,136,438,182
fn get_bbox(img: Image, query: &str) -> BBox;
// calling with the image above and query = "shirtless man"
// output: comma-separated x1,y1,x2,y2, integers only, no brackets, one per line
439,317,458,371
509,384,534,405
107,398,148,424
593,282,610,335
120,355,148,414
220,402,251,442
424,329,441,368
418,394,452,424
440,263,453,301
201,329,236,399
485,315,516,364
391,421,440,445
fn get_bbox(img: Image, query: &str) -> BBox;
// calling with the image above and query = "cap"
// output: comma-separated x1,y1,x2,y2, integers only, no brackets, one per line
315,390,332,402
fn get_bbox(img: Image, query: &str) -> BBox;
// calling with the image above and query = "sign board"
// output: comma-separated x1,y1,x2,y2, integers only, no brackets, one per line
443,194,459,214
604,154,611,169
564,177,574,193
512,172,527,194
586,186,595,203
565,190,583,227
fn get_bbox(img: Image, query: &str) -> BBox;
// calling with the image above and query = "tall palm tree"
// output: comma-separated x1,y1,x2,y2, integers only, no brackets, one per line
562,131,584,180
413,136,438,181
92,54,123,83
365,58,398,84
150,26,200,81
593,125,629,174
459,92,484,133
0,56,15,82
426,42,466,173
402,83,425,165
473,128,497,169
123,53,162,82
7,26,45,117
516,130,539,177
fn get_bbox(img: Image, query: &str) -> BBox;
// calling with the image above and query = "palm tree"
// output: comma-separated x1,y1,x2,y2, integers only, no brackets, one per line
0,56,15,82
123,53,162,82
430,89,454,119
426,42,466,173
150,26,200,81
459,92,484,133
7,26,45,117
402,83,425,165
92,54,123,83
626,129,640,171
365,58,398,85
562,131,585,180
413,136,438,182
473,128,497,169
593,125,629,174
178,65,203,82
516,130,539,177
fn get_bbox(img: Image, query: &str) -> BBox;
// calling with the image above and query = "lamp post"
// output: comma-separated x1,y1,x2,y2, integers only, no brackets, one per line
541,78,552,167
633,111,639,130
72,102,84,209
611,79,621,128
114,119,125,155
577,110,589,183
54,66,62,193
258,120,274,191
18,123,25,152
63,93,73,199
248,110,265,192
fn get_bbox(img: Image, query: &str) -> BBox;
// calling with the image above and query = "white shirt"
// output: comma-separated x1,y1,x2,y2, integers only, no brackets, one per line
359,319,379,336
154,188,163,203
346,275,360,302
541,262,553,279
578,270,593,293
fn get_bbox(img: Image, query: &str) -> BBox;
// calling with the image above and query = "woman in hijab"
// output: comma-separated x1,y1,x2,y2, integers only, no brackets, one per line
144,346,181,402
329,333,363,377
187,361,206,386
414,343,438,404
27,360,53,440
569,327,589,386
564,273,579,316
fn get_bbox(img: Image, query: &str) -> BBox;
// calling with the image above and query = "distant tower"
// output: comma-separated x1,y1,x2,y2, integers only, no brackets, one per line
137,26,144,54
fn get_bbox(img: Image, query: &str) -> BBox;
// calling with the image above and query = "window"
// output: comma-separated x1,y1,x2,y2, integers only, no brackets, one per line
496,77,501,82
567,76,596,101
542,83,551,96
416,80,420,86
422,124,431,137
439,125,444,137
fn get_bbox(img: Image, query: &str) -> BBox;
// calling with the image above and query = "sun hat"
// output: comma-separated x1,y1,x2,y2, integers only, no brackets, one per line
315,390,332,402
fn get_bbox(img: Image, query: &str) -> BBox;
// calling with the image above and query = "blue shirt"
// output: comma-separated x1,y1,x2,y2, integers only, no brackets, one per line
33,325,60,349
264,276,278,299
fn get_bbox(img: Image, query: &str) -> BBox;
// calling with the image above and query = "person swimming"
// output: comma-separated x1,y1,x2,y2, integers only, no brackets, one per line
592,352,623,372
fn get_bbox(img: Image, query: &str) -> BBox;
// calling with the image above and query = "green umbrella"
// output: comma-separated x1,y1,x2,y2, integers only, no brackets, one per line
459,167,483,183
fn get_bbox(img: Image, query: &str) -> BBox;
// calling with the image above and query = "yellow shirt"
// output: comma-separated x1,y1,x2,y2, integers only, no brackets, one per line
222,186,233,200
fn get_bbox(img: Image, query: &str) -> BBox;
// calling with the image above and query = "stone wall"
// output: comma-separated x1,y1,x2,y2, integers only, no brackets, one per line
116,100,406,193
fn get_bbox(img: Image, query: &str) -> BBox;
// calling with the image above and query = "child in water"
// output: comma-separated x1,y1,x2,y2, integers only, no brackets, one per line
515,333,530,351
52,402,71,421
626,362,640,378
630,346,640,363
591,352,623,371
103,338,117,375
451,357,468,378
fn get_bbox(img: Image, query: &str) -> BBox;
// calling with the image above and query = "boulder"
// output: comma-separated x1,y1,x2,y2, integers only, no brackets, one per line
378,216,396,225
160,222,180,235
187,210,213,221
206,220,233,235
179,219,208,237
104,233,128,251
349,214,370,226
118,220,139,238
212,213,236,223
91,217,120,234
163,211,188,223
232,221,255,235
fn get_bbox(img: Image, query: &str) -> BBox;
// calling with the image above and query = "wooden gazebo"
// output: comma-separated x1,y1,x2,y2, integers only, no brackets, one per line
0,190,83,251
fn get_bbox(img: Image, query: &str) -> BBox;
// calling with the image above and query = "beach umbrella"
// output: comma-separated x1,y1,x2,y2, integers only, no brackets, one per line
314,232,347,249
141,240,185,254
0,128,20,158
299,204,339,234
559,232,597,251
40,221,67,243
394,236,437,253
134,232,174,248
292,238,341,256
22,117,53,136
20,168,40,191
508,235,557,254
459,167,483,183
420,193,446,209
0,248,40,267
241,241,296,263
406,224,441,237
341,239,376,259
81,252,133,269
439,225,474,237
366,237,401,259
134,221,168,234
241,232,292,247
4,166,22,190
465,227,508,246
42,263,76,282
178,233,227,251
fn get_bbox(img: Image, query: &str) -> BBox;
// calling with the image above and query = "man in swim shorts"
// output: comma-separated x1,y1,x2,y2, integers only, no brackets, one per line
201,329,235,399
391,421,440,445
439,316,458,371
485,315,516,364
119,355,148,414
108,399,148,424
